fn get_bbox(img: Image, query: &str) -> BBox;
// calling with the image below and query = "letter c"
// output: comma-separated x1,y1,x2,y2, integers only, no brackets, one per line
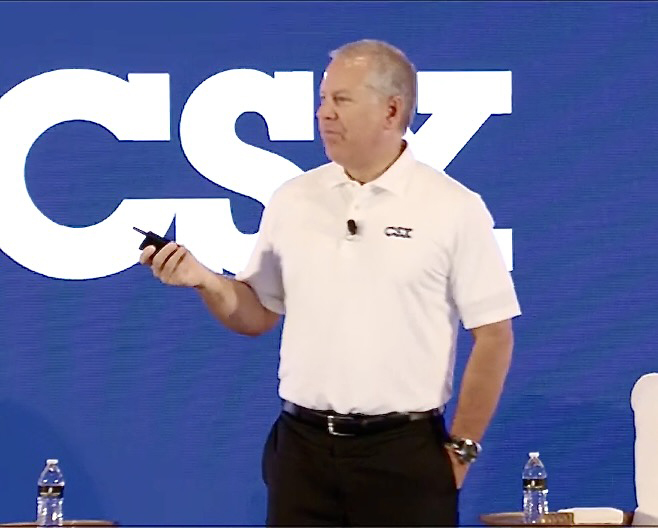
0,70,175,279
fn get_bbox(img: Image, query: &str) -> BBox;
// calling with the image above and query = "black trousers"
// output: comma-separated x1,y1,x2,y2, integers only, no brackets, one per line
262,411,459,526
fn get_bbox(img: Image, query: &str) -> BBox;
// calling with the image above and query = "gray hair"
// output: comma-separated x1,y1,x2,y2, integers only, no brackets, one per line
330,39,417,131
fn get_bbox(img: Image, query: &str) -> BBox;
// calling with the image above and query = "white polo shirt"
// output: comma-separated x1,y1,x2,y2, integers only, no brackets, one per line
236,146,521,415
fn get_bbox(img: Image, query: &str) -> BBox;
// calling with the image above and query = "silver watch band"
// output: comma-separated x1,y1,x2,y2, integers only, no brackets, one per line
447,436,482,463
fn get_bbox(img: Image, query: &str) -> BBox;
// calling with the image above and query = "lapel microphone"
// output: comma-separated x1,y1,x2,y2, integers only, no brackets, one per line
347,219,358,236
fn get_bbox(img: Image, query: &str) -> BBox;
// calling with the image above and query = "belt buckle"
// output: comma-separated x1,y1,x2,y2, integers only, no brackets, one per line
327,415,354,437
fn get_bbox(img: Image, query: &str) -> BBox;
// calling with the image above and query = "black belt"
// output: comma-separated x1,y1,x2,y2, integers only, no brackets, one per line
282,401,442,437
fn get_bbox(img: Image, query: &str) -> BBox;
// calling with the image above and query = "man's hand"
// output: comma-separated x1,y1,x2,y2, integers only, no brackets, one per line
139,242,213,288
445,447,469,490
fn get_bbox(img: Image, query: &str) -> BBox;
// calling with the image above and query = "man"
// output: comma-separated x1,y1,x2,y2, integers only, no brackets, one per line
140,39,521,526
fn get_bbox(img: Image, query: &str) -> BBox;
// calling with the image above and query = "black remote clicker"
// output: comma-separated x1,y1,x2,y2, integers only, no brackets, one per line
133,227,172,253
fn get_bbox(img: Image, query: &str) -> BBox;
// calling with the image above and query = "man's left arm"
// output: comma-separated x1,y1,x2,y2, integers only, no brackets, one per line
446,318,514,488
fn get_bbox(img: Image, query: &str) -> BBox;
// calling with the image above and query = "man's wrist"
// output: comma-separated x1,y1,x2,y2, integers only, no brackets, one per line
193,268,221,291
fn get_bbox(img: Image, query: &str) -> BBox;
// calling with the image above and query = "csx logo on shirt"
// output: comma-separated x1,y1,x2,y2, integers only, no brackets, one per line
384,227,413,238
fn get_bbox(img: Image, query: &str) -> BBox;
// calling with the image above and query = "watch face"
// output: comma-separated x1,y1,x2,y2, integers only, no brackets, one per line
455,439,480,462
448,436,481,462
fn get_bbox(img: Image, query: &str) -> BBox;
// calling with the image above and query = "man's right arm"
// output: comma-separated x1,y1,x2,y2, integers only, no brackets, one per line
140,242,280,337
194,271,280,336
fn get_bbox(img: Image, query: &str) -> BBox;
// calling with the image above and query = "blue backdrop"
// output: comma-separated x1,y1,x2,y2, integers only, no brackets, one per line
1,2,657,525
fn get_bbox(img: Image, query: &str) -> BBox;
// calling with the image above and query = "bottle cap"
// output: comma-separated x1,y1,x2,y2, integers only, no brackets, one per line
46,459,59,465
529,452,540,458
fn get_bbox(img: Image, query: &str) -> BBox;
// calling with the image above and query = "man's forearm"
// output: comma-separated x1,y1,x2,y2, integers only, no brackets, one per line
195,271,279,336
449,322,514,442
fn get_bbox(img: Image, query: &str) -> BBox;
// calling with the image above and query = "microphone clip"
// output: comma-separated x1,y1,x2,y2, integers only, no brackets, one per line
347,219,358,236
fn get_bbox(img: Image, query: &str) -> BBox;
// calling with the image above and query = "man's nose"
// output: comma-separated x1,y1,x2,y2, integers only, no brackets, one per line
316,100,336,120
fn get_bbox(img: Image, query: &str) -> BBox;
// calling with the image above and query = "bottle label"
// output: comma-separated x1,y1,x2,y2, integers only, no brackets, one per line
38,485,64,498
523,478,547,491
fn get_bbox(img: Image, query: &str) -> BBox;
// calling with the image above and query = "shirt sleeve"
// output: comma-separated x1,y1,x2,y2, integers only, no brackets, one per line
234,194,285,315
449,193,521,330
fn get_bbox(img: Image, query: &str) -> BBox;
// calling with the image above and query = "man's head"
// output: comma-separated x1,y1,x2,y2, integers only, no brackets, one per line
317,40,417,171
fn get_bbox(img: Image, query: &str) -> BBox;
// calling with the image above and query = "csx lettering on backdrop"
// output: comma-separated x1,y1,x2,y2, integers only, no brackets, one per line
0,68,513,280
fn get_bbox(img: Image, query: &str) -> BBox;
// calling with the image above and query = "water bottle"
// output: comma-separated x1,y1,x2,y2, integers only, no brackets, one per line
522,452,548,523
36,459,65,526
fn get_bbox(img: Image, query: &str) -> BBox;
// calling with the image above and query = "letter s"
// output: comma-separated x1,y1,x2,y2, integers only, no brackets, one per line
178,69,314,274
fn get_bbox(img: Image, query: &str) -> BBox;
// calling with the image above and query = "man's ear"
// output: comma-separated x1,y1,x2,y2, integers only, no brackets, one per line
385,94,404,130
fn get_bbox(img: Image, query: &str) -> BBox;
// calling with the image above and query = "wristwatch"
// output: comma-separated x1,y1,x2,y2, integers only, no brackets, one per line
446,435,482,464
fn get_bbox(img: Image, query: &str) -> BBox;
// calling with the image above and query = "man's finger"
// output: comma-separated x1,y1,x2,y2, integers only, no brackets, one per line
151,241,179,270
139,246,157,265
160,246,188,283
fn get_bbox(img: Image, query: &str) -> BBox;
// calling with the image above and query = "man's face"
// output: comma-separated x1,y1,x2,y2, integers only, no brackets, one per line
316,56,392,168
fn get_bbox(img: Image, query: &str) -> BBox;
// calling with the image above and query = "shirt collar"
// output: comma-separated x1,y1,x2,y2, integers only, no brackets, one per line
324,142,415,197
